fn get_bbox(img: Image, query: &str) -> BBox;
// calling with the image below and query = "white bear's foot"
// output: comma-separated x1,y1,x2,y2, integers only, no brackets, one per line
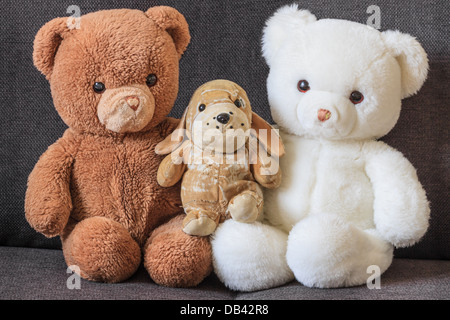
211,219,294,291
287,214,393,288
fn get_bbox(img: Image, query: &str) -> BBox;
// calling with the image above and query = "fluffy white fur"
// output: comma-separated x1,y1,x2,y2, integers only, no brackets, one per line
211,220,294,291
212,4,430,290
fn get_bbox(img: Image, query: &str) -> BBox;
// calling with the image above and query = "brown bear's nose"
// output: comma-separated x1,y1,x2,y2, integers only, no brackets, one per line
126,96,140,111
318,109,331,122
216,113,230,124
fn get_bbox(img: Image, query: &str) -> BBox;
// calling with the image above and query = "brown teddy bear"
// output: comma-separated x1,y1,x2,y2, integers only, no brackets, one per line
155,80,284,236
24,6,212,287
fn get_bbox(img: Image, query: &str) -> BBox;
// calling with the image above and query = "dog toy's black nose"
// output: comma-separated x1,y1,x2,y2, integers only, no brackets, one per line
216,113,230,124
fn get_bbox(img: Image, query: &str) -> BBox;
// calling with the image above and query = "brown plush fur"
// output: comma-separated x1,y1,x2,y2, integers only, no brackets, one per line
25,6,212,286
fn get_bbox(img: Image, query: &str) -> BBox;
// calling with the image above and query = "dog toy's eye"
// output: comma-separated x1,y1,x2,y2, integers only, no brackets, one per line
146,74,157,87
199,104,206,112
234,99,242,108
297,80,310,93
93,82,105,93
350,91,364,104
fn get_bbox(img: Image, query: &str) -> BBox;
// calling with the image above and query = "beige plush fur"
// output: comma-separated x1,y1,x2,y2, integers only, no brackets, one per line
155,80,284,236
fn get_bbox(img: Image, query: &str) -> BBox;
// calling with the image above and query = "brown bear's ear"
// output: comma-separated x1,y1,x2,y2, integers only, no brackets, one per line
33,17,70,80
145,6,191,58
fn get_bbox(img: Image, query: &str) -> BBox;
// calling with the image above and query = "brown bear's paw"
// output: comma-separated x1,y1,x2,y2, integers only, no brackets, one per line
61,216,141,283
144,215,212,287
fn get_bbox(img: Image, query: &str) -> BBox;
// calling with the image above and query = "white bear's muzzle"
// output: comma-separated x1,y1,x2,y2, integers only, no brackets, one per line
296,90,356,139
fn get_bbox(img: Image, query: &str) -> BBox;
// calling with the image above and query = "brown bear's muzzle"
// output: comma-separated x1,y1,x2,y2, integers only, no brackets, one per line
97,84,155,133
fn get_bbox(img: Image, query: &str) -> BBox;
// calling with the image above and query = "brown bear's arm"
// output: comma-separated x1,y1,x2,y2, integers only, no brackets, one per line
160,117,180,138
25,130,78,238
250,151,282,189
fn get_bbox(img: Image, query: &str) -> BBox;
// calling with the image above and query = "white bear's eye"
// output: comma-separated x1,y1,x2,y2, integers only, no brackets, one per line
297,80,310,93
350,91,364,104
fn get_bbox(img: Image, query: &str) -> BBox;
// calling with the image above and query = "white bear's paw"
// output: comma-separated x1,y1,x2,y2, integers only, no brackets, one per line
286,214,393,288
211,219,294,291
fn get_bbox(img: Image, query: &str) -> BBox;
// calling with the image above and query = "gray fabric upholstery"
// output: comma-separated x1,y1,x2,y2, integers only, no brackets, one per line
237,259,450,300
0,0,448,301
0,246,235,300
1,246,449,300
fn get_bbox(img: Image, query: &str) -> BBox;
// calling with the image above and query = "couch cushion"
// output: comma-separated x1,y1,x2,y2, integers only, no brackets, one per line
0,246,235,300
1,246,449,300
0,0,448,259
237,258,450,300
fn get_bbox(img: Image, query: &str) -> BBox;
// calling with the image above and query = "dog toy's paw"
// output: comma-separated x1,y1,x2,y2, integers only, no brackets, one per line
227,193,259,223
183,211,218,236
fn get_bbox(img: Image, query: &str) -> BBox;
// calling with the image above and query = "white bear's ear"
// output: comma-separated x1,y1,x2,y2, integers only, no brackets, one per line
262,4,316,66
382,30,429,98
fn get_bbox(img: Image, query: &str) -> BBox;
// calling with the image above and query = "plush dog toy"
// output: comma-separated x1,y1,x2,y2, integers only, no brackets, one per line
25,6,213,287
155,79,284,236
211,4,430,291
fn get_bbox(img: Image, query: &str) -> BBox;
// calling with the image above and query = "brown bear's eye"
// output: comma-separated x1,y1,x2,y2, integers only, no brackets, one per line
350,91,364,104
234,99,242,108
93,82,105,93
199,104,206,112
297,80,310,93
146,74,157,87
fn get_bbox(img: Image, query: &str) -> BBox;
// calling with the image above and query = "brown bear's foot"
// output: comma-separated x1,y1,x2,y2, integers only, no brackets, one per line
61,216,141,283
144,215,212,287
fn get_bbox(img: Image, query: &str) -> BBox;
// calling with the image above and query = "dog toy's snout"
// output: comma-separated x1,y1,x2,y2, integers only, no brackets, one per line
216,113,231,124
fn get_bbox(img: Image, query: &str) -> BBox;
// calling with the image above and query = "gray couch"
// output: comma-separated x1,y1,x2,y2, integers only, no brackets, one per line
1,0,449,300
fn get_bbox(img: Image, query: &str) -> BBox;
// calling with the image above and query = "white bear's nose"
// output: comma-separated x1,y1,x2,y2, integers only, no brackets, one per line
318,109,331,122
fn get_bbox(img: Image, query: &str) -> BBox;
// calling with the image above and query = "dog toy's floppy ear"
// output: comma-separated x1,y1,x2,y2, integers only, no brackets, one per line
381,30,428,99
250,112,285,159
262,4,316,67
146,6,190,58
33,17,71,80
155,108,188,155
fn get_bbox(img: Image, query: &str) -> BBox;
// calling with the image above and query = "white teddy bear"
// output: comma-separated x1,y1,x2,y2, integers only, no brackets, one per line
212,4,430,291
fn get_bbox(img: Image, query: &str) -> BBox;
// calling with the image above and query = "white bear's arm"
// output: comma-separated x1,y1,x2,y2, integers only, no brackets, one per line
364,141,430,248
